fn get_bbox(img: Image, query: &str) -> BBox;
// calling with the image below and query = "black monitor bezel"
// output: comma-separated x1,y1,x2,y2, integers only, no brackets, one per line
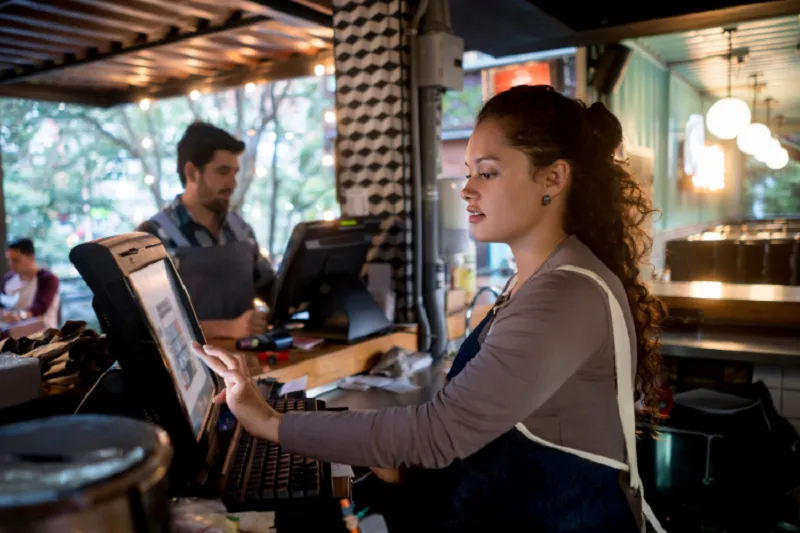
268,216,382,326
69,233,217,445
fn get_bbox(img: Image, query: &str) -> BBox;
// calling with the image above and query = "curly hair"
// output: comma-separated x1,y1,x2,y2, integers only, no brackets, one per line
476,85,667,417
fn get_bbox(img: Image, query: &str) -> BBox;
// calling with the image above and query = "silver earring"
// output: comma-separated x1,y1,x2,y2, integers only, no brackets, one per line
542,194,551,206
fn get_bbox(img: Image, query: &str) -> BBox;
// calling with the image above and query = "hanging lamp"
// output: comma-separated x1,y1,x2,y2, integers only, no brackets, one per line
706,28,751,139
736,74,771,154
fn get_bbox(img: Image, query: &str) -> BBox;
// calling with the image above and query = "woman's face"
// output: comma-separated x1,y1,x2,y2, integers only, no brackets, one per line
462,118,549,245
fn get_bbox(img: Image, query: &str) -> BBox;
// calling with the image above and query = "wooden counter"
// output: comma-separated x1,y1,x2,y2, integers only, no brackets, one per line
211,331,417,389
208,304,495,389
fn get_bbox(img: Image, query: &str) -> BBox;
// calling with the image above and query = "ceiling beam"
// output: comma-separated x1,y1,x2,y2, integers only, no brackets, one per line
232,0,331,28
113,49,333,105
0,82,120,106
0,12,272,85
501,0,800,56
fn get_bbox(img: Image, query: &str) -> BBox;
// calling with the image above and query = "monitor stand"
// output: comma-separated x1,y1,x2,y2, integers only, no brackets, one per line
305,276,392,343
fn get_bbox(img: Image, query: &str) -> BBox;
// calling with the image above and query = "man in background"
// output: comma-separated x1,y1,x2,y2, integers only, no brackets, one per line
137,121,275,340
1,238,60,329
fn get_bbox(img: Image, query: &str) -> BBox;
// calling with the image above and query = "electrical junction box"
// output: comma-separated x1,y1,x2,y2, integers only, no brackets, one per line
416,32,464,91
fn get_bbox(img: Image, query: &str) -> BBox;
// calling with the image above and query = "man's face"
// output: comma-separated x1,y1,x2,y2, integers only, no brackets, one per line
6,249,33,275
192,150,240,215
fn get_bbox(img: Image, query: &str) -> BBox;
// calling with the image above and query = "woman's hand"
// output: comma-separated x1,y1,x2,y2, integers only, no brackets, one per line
191,342,282,442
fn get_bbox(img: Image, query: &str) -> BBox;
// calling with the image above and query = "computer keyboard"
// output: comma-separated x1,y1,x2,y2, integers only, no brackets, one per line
224,398,325,508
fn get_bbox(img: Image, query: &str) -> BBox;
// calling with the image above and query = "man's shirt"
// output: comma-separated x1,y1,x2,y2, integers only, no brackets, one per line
136,195,276,303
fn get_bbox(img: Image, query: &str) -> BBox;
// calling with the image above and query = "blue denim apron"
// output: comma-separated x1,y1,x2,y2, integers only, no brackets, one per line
440,310,639,532
356,266,666,532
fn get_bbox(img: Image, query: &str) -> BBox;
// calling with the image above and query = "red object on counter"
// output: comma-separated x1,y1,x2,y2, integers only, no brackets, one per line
257,351,290,365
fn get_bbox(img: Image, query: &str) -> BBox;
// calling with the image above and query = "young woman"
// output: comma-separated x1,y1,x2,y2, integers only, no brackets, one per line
194,85,666,532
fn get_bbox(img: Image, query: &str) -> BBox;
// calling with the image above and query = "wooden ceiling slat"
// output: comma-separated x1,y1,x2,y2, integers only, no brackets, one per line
112,56,218,77
207,34,292,54
0,34,81,54
0,8,136,42
0,54,37,66
71,0,199,31
214,28,315,53
14,0,169,36
0,0,333,106
134,49,239,70
196,0,330,29
0,22,108,48
0,47,52,61
131,0,226,22
52,67,154,87
167,43,261,65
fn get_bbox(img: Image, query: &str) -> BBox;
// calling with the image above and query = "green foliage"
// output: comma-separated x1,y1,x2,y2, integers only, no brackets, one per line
0,75,336,274
743,159,800,218
442,81,483,130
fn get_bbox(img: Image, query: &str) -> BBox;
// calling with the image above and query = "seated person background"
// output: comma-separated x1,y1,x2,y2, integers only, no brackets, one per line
1,238,60,329
137,122,275,339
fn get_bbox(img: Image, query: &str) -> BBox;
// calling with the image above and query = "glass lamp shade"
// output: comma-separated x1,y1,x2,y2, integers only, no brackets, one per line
766,147,789,170
755,137,781,164
706,97,751,140
736,122,771,155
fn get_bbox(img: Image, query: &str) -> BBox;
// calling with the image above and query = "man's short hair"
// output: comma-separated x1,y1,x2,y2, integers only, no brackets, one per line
8,238,35,256
176,121,246,187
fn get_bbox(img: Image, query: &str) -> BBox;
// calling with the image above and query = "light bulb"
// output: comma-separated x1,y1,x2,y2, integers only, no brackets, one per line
706,97,751,140
736,122,770,155
755,137,781,164
766,147,789,170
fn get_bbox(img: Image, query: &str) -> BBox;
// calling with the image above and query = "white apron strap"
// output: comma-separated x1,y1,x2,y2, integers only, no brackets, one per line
152,211,191,248
225,212,252,242
512,264,667,533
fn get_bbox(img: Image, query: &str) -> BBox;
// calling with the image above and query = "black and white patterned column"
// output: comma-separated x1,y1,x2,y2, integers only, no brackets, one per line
333,0,415,322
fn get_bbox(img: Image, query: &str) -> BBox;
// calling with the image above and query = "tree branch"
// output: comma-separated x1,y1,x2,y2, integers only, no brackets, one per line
74,112,137,154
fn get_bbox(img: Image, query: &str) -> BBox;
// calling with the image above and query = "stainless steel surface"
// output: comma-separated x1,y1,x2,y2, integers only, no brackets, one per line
465,286,501,338
0,415,172,533
661,328,800,366
651,280,800,303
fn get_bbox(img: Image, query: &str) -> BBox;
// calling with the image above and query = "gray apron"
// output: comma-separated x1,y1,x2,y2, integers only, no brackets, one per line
151,211,256,321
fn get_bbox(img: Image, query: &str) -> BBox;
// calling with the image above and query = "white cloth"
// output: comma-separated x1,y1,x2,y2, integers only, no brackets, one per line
1,273,60,329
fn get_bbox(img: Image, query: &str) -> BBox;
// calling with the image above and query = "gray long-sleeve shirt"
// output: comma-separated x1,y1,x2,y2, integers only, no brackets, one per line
279,236,636,469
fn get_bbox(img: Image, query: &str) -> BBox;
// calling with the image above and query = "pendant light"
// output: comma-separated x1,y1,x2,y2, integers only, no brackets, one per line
706,28,751,139
764,114,789,170
736,74,771,155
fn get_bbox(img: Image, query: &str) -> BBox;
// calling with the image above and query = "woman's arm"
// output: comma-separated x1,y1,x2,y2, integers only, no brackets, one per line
279,271,610,469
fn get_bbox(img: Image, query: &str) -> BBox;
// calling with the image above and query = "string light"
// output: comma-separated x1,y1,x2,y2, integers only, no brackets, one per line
139,98,151,111
144,174,155,185
245,82,256,94
324,110,336,125
322,153,334,167
141,137,153,149
190,89,201,101
314,63,326,76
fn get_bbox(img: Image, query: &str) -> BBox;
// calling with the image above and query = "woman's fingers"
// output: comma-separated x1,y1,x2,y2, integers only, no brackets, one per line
192,343,238,379
213,389,227,404
202,344,244,372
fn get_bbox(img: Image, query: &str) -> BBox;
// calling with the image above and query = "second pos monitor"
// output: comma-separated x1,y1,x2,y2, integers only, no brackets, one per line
270,216,391,343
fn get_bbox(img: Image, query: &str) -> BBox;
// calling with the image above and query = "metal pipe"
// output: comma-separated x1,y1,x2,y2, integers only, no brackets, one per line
417,0,452,359
464,286,500,338
409,0,431,352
